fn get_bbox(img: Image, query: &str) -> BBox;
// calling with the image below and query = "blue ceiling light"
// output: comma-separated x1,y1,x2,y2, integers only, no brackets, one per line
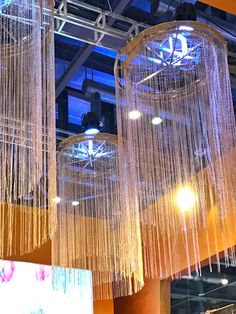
82,112,100,135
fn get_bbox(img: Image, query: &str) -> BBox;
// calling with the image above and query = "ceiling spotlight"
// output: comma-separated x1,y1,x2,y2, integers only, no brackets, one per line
53,196,61,204
82,112,100,135
221,278,228,285
176,186,197,213
84,128,100,135
128,110,141,120
72,200,80,206
152,116,162,125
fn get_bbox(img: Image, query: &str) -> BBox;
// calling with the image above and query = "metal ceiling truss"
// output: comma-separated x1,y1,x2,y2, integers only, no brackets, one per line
54,0,236,98
54,0,148,50
55,0,134,97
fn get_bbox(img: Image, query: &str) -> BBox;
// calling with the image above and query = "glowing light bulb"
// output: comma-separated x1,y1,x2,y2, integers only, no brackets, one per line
72,200,80,206
84,128,99,135
53,196,61,204
176,186,196,213
128,110,141,120
179,26,194,31
152,117,162,125
221,278,228,285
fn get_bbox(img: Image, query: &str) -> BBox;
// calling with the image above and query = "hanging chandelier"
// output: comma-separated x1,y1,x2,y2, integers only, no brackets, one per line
52,132,144,300
0,0,57,256
115,21,236,279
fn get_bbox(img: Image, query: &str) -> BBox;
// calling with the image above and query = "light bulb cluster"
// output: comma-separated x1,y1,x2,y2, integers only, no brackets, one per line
128,110,163,125
53,197,80,206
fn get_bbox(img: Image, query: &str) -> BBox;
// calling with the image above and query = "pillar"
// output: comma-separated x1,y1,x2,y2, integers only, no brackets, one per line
114,279,170,314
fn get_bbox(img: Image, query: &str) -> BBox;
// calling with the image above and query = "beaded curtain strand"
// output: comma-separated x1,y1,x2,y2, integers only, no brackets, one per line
0,0,57,256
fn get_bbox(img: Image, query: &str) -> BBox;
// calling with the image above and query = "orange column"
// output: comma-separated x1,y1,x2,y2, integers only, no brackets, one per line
114,279,170,314
94,300,114,314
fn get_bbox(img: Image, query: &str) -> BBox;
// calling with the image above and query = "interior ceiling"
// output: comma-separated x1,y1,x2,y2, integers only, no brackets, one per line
54,1,236,313
55,0,236,101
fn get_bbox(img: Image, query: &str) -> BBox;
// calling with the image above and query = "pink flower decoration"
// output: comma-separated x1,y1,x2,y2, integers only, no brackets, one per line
36,265,51,281
0,261,15,282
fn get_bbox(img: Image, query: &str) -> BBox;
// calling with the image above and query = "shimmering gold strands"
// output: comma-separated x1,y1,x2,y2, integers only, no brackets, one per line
115,21,236,279
52,133,144,300
0,0,57,256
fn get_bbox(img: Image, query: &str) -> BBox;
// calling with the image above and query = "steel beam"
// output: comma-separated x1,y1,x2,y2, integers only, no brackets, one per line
184,0,198,3
172,292,236,304
55,0,134,98
198,11,236,42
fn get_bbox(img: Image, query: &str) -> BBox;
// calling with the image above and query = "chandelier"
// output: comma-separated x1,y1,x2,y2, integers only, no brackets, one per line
0,0,56,256
115,21,236,279
52,133,144,300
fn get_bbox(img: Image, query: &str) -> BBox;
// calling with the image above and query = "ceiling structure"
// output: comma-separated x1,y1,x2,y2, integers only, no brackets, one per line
55,0,236,137
53,1,236,313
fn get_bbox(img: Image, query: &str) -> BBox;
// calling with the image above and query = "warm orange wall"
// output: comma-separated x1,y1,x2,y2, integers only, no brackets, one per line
114,280,170,314
6,242,51,265
200,0,236,15
158,204,236,278
141,148,236,279
94,300,114,314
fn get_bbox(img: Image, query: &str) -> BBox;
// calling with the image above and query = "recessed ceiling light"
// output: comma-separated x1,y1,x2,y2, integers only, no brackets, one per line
72,200,80,206
53,196,61,204
221,278,228,285
152,117,162,125
128,110,141,120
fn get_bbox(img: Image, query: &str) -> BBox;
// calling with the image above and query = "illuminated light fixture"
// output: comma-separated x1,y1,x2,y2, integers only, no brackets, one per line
221,278,229,285
53,197,61,204
82,112,100,135
179,25,194,31
176,186,197,213
152,116,162,125
71,200,80,206
84,128,100,135
0,0,56,257
128,110,141,120
52,133,144,300
115,21,236,280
